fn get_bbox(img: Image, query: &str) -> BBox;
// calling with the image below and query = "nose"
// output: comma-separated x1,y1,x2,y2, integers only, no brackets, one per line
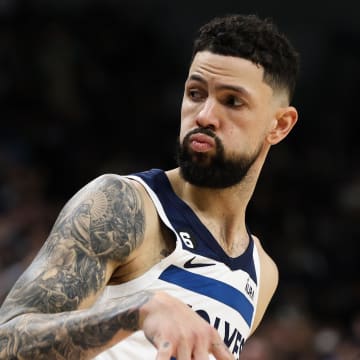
195,98,220,131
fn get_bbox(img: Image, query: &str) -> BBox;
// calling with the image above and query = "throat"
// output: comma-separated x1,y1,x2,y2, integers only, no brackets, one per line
192,207,249,257
218,234,250,258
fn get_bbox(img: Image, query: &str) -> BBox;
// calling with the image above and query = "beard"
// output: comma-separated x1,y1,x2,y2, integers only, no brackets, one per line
176,128,261,189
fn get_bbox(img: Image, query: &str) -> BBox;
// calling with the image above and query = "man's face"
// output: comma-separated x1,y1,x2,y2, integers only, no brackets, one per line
178,51,279,188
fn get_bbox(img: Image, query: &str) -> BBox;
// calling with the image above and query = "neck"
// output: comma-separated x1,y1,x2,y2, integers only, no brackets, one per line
166,163,262,257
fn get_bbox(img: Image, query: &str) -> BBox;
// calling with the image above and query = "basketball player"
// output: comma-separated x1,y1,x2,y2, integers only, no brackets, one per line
0,14,299,360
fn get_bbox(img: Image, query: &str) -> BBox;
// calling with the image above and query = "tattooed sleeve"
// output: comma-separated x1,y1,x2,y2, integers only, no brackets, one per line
0,291,153,359
0,174,147,359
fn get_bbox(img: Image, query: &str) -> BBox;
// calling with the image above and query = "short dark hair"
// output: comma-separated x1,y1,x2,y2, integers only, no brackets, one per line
192,14,299,102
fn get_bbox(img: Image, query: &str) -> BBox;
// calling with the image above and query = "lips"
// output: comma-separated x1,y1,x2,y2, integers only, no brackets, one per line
189,133,215,152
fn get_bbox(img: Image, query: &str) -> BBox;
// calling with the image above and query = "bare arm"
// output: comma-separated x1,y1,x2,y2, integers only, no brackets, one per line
0,291,152,359
0,173,234,360
249,236,279,335
0,174,146,359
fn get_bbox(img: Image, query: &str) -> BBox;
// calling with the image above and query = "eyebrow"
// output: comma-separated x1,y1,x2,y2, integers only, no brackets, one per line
188,74,252,98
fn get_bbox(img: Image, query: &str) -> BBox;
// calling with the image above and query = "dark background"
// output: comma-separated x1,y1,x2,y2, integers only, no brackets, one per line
0,0,359,358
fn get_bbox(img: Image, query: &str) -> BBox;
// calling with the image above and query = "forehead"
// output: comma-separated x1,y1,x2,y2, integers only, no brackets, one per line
187,51,273,97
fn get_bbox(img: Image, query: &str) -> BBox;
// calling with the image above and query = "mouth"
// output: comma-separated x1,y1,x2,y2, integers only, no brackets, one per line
189,133,216,153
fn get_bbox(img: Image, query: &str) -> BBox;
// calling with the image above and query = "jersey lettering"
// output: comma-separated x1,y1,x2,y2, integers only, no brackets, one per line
193,308,245,359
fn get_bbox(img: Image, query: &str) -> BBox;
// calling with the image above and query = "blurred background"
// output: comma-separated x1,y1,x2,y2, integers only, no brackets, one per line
0,0,359,358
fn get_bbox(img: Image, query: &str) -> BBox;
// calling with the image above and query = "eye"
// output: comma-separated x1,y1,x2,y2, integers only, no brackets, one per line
188,88,205,102
224,95,244,108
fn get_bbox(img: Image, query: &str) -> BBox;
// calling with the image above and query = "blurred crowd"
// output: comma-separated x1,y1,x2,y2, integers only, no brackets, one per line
0,1,359,358
241,308,360,359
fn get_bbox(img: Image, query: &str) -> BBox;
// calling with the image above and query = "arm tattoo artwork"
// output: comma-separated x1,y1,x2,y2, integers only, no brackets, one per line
0,291,153,360
0,175,147,359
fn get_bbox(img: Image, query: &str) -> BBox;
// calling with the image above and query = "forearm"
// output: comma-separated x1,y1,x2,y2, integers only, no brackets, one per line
0,291,152,360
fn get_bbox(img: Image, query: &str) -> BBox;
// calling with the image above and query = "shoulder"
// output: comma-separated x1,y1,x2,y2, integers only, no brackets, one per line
86,173,166,252
63,173,146,227
252,235,279,283
81,173,154,210
0,173,150,321
74,173,148,257
73,173,140,201
250,235,279,335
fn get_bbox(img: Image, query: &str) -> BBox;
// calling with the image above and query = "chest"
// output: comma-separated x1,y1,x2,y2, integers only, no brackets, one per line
103,245,257,358
109,222,175,284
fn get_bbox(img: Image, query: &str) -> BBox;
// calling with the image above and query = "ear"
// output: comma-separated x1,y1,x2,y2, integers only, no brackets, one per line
266,106,298,145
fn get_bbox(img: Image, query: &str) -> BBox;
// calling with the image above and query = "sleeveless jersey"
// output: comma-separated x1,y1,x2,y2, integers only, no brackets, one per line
94,169,261,360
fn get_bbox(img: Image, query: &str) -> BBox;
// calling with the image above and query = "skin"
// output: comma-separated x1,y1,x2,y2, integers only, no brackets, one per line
0,50,297,360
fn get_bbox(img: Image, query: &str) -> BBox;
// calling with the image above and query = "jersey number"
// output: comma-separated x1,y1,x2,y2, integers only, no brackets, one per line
179,231,194,248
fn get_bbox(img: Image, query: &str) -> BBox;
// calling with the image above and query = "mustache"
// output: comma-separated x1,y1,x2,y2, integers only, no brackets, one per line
184,127,216,140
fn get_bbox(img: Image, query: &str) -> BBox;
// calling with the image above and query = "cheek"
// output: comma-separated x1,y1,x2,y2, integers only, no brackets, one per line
180,102,197,137
181,98,196,121
178,119,189,145
226,123,259,154
179,123,192,145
